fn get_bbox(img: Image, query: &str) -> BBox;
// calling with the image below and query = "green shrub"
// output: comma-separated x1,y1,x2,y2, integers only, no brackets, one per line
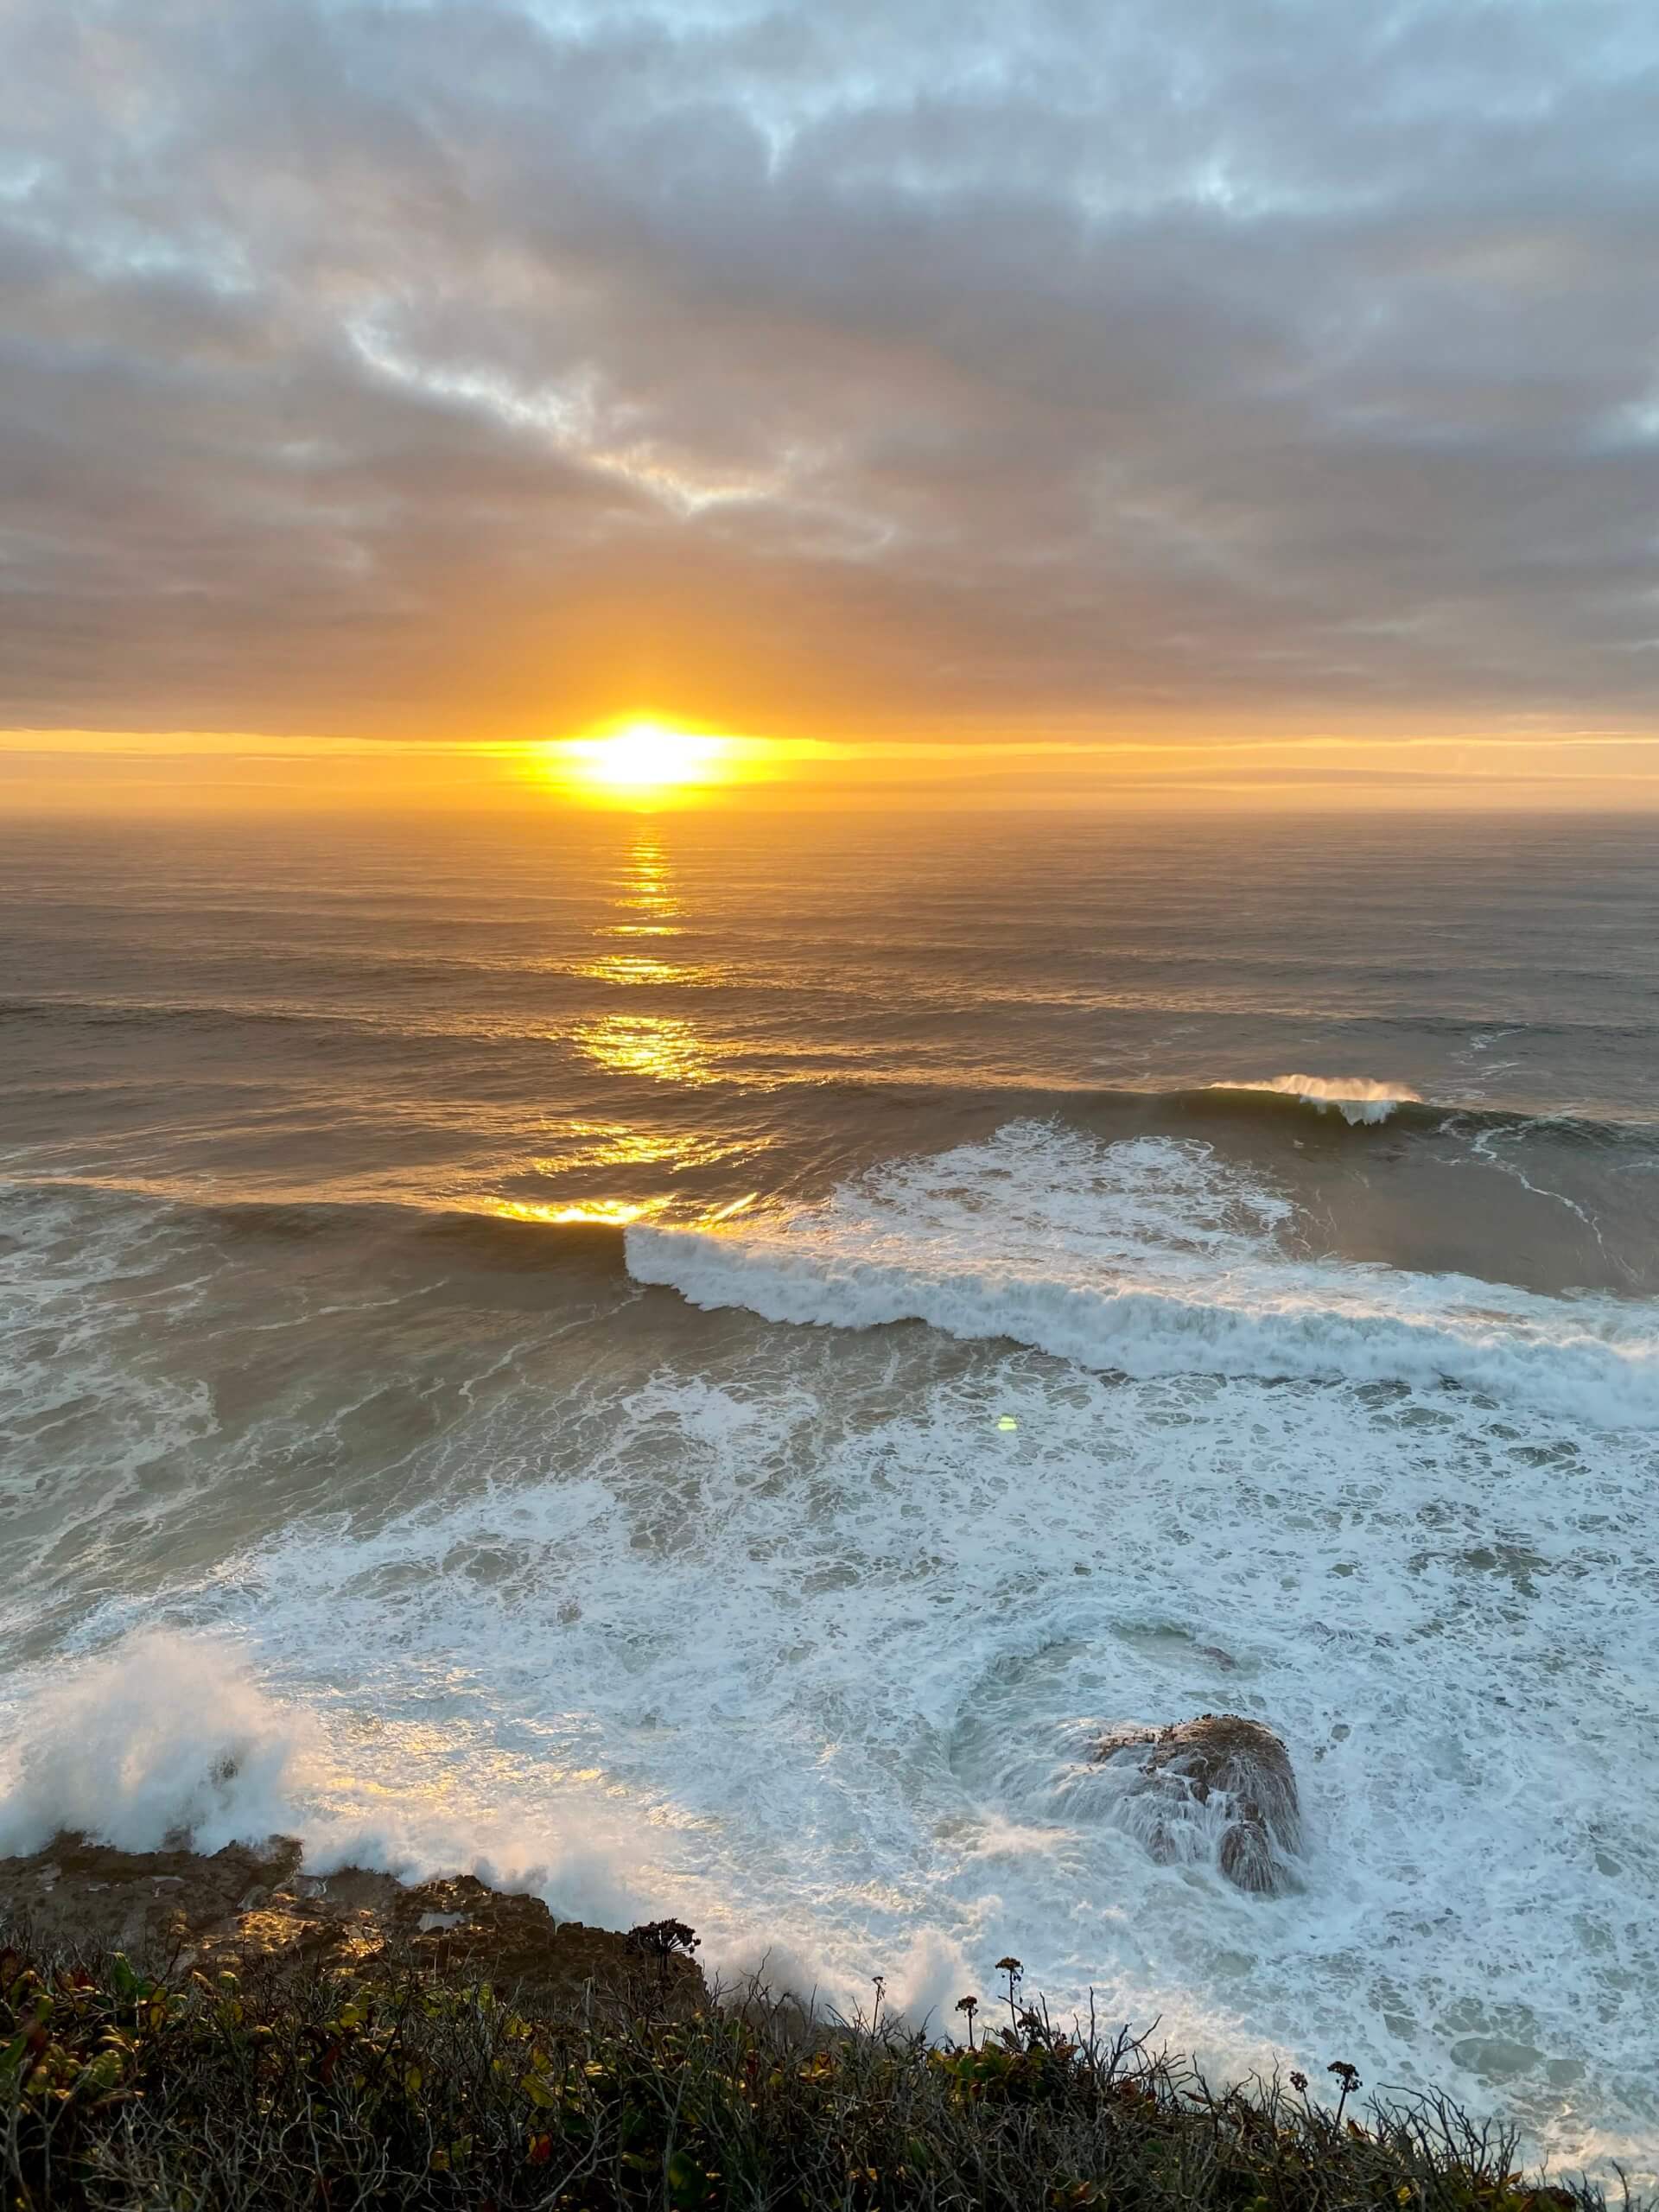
0,1934,1632,2212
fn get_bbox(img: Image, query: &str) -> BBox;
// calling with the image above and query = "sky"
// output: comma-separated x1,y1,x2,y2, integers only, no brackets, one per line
3,0,1659,807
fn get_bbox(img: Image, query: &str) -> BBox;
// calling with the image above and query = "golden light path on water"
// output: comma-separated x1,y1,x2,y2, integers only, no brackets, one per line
479,830,761,1228
576,954,684,986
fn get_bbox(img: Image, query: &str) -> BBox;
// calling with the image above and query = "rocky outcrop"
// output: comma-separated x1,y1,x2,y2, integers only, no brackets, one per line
0,1835,704,2012
1093,1713,1301,1895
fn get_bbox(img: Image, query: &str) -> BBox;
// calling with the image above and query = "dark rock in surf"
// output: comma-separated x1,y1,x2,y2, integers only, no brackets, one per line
1092,1713,1300,1895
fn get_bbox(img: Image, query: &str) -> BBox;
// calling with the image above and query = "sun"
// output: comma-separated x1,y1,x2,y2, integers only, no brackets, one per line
550,718,734,803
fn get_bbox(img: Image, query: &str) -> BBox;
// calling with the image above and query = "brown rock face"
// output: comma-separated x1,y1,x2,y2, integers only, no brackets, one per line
0,1836,703,2012
1093,1713,1301,1895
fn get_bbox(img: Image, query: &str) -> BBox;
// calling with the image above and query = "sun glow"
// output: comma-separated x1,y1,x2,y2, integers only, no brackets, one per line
548,718,734,803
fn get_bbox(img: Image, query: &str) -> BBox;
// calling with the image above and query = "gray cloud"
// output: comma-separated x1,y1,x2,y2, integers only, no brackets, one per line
3,0,1657,741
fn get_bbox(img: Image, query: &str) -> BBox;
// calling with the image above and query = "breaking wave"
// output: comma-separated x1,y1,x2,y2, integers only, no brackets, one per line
1207,1075,1423,1126
627,1120,1659,1428
0,1630,683,1935
0,1631,319,1859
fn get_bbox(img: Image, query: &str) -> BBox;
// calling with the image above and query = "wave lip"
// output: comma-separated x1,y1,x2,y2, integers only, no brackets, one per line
626,1119,1659,1428
1208,1075,1423,1127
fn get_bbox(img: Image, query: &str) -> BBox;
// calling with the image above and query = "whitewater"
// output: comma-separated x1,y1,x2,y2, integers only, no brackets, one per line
2,809,1657,2177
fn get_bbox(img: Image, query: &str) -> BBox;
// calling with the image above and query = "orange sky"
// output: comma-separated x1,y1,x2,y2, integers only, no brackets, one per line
10,721,1659,815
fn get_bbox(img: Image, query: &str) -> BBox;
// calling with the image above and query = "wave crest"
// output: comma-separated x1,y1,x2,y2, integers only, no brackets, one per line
1209,1076,1423,1127
626,1120,1659,1427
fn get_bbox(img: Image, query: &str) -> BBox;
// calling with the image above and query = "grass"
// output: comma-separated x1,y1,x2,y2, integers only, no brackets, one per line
0,1928,1636,2212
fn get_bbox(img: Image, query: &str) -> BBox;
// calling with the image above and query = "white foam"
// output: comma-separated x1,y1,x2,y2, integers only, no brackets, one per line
5,1144,1659,2177
0,1624,682,1932
0,1630,318,1856
1212,1075,1424,1125
627,1122,1659,1429
102,1341,1651,2173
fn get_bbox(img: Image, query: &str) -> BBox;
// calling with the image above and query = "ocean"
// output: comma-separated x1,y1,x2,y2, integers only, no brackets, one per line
1,807,1656,2172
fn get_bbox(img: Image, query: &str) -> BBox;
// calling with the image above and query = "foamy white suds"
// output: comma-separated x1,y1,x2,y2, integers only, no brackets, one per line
627,1122,1659,1429
3,1131,1658,2177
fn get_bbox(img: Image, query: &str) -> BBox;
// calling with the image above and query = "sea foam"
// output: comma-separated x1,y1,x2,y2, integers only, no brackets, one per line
0,1630,318,1858
5,1134,1658,2177
627,1121,1659,1428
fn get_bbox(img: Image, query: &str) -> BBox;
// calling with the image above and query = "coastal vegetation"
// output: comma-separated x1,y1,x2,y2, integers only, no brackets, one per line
1,1920,1630,2212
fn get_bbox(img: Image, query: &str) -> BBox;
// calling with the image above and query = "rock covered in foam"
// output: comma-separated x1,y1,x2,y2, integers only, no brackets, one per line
1092,1713,1300,1895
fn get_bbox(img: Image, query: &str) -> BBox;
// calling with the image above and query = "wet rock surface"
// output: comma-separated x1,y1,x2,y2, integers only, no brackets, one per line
0,1835,705,2010
1093,1713,1301,1895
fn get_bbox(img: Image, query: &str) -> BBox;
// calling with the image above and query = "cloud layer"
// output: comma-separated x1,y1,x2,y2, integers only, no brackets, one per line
3,0,1658,743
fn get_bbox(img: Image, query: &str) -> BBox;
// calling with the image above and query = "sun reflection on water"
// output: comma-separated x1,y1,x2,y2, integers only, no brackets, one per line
482,1188,758,1229
612,840,682,927
486,1196,663,1226
538,1123,763,1177
489,832,744,1230
566,836,727,1084
571,1012,721,1085
575,953,686,987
